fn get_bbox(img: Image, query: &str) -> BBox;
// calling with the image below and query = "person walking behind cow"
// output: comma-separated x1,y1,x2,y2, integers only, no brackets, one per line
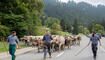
65,34,68,46
88,32,102,60
7,31,20,60
43,30,53,60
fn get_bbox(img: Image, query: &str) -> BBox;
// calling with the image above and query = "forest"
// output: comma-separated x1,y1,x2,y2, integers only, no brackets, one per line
43,0,105,34
0,0,105,39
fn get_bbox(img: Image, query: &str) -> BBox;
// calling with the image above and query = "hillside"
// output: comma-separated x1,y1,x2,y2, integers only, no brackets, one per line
43,0,105,26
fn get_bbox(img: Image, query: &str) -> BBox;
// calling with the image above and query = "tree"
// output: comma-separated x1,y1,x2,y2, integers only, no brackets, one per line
0,0,45,37
60,19,71,32
72,19,79,35
43,0,105,27
44,17,63,35
92,24,104,33
0,0,28,37
78,25,84,33
88,23,93,33
83,29,90,34
100,19,105,29
44,17,60,29
0,25,10,38
51,23,62,31
22,0,44,35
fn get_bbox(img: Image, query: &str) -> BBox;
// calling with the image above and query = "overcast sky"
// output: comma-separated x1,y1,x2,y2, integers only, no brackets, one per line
60,0,105,6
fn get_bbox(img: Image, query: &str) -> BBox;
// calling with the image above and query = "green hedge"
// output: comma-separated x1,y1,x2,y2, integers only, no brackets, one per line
51,30,70,36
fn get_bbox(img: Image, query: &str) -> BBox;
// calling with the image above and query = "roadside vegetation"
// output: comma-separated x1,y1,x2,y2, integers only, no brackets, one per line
0,0,105,53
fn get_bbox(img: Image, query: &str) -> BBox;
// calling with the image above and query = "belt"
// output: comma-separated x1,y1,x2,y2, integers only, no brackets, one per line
9,44,16,46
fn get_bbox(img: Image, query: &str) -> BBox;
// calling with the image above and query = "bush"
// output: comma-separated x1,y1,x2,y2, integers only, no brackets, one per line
51,30,70,36
0,25,10,38
29,26,46,36
92,24,104,33
83,29,90,34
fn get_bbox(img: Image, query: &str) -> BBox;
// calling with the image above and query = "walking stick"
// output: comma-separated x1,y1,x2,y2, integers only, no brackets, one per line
75,45,88,56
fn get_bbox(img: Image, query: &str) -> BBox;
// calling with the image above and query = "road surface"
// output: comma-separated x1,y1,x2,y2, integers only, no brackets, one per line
3,36,105,60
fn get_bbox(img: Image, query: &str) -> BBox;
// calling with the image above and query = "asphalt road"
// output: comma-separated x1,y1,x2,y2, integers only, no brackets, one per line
3,36,105,60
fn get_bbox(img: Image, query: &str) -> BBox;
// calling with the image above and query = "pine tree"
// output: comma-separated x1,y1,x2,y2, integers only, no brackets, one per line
72,19,79,35
60,19,71,32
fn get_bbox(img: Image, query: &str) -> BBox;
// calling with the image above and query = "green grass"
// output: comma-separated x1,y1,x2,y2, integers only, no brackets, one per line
0,41,27,53
57,31,71,36
53,31,71,36
0,42,9,53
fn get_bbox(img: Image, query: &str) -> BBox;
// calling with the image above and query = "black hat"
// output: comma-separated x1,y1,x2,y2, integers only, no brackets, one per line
12,31,16,33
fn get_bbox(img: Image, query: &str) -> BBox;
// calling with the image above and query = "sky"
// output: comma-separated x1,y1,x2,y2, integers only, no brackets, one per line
59,0,105,6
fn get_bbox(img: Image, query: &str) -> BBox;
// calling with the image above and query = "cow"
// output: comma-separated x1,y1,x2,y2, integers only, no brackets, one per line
20,36,38,46
76,35,82,46
33,36,44,52
54,35,65,51
20,36,32,46
70,35,82,46
64,35,72,49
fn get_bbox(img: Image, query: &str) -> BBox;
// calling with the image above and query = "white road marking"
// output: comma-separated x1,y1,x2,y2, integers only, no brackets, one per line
56,52,64,57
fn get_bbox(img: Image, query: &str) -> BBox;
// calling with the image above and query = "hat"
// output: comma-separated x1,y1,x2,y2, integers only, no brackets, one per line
12,31,16,33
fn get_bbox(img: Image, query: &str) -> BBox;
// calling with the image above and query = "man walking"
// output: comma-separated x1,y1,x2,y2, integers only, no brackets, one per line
7,31,19,60
88,32,102,60
43,30,53,60
65,34,68,46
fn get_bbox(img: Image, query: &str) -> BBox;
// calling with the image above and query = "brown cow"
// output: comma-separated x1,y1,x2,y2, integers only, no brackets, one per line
55,35,65,51
70,35,82,46
67,36,72,49
76,35,82,46
20,36,32,46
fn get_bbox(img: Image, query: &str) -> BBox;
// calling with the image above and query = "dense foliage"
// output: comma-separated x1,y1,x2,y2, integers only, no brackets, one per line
43,0,105,34
43,0,105,27
0,0,45,38
0,0,105,38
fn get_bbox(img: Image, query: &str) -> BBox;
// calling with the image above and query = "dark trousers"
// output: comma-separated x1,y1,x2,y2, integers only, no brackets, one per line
9,45,16,60
92,44,98,58
65,39,68,46
44,43,51,58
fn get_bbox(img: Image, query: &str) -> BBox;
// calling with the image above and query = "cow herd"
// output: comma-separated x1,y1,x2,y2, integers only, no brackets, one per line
20,35,82,52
